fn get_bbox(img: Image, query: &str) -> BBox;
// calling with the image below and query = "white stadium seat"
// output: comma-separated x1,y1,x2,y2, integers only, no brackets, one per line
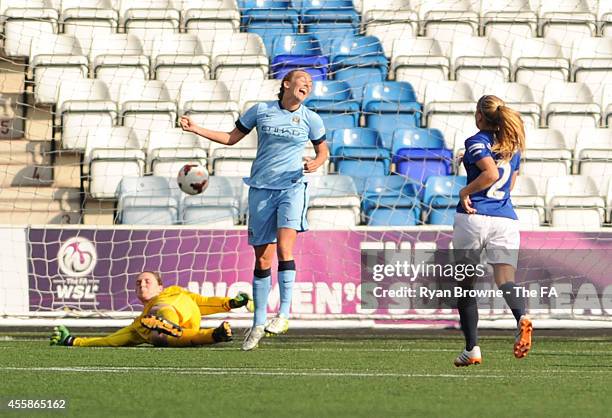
60,0,118,53
480,0,537,50
29,34,88,105
89,34,149,102
212,147,257,177
571,37,612,100
511,175,546,227
539,0,597,55
121,0,180,56
412,0,479,42
574,128,612,184
3,2,57,58
145,128,208,178
602,84,612,127
182,0,240,37
392,38,450,103
56,79,117,151
84,127,146,199
150,33,211,98
476,82,540,128
181,175,241,227
541,81,600,134
307,175,361,229
177,80,238,119
362,0,417,58
424,81,476,142
450,37,510,89
116,175,180,224
238,79,281,113
521,128,572,177
545,175,605,228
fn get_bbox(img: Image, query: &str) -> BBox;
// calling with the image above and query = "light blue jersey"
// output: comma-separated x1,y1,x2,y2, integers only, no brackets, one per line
457,130,521,220
237,100,326,190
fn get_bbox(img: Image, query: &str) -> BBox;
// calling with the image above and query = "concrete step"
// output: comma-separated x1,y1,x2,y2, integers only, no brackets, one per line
0,61,26,94
0,210,81,224
0,187,81,211
0,140,52,165
0,164,53,187
83,199,116,225
53,152,81,188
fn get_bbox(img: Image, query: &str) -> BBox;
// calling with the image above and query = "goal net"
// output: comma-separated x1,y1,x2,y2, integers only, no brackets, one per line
1,0,611,327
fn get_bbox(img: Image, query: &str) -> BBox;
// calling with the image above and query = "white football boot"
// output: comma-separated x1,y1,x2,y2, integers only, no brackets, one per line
264,315,289,336
454,346,482,367
241,325,265,351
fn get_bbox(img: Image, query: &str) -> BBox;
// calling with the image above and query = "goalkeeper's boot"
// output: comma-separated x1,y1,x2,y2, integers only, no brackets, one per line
454,346,482,367
264,315,289,336
229,292,254,312
212,321,233,343
50,325,75,346
514,315,533,359
242,325,265,351
141,315,183,338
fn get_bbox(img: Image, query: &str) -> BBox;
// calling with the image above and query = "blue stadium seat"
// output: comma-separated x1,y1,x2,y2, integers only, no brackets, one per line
334,147,391,177
423,175,466,225
362,82,421,147
270,34,329,80
391,128,453,185
329,128,382,156
330,36,388,101
360,175,421,222
298,0,360,50
242,0,299,53
367,207,419,226
305,80,360,130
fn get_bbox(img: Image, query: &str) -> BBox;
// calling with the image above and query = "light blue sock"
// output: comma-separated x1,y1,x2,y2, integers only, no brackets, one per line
252,270,271,327
278,260,296,318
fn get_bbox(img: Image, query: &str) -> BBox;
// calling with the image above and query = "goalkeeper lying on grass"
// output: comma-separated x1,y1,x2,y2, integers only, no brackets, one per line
50,271,253,347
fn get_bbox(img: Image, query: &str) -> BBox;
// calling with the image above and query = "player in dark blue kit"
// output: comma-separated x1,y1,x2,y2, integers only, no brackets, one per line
452,95,532,366
180,70,329,351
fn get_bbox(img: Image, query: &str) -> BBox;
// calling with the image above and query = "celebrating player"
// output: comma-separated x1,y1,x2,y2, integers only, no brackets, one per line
50,271,252,347
179,70,329,351
452,95,532,367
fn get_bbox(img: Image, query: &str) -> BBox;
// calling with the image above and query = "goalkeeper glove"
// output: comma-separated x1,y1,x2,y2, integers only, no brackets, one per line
50,325,75,346
229,292,254,312
141,315,183,338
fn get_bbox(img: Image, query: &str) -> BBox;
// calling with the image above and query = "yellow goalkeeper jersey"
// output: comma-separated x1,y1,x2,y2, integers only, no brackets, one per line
72,286,232,347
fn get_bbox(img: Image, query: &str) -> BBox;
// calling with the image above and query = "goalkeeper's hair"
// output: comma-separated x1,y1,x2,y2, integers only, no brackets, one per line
140,271,163,286
477,95,526,161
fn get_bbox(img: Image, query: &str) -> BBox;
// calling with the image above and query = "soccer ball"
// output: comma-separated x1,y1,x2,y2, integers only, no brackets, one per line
177,164,209,195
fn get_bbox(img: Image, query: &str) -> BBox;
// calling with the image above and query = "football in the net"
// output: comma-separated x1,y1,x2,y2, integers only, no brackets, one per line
177,164,209,195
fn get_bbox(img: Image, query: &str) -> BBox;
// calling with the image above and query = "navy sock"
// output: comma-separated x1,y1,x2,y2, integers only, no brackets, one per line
457,292,479,351
499,282,526,323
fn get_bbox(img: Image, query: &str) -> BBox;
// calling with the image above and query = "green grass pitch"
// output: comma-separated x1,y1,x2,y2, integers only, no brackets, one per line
1,330,611,418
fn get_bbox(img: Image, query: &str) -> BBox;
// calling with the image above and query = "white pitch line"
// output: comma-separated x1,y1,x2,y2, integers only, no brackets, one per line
1,366,505,379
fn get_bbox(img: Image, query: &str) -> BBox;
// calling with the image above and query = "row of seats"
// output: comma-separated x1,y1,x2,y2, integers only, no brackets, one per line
114,173,612,229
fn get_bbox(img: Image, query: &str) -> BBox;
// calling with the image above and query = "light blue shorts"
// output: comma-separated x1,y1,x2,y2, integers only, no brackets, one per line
247,182,309,246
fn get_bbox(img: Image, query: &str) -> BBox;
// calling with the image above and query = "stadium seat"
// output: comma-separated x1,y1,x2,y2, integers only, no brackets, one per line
511,175,546,228
480,0,537,50
571,37,612,100
304,80,360,131
60,0,117,53
177,80,238,122
330,128,383,156
150,34,211,98
56,79,117,151
270,34,329,80
545,175,605,228
413,0,479,42
29,34,88,105
183,0,240,37
362,0,417,58
181,174,241,226
145,128,208,178
391,37,450,103
238,79,281,112
307,175,361,228
450,37,510,87
118,79,177,143
424,81,476,142
89,34,149,102
241,0,299,54
539,0,597,55
360,174,420,223
121,0,180,56
574,128,612,183
329,128,390,178
84,127,146,199
423,175,466,225
601,2,612,37
3,3,57,58
521,128,572,177
362,82,421,147
475,82,541,129
210,33,269,102
391,128,452,185
116,175,180,224
330,36,388,102
212,148,257,177
299,0,360,51
603,84,612,127
510,38,570,103
541,81,600,134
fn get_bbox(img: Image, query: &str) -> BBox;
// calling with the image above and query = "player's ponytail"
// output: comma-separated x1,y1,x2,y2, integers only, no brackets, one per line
477,95,525,161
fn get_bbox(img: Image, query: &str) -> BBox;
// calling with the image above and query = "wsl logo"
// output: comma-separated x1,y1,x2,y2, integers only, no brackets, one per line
58,237,97,277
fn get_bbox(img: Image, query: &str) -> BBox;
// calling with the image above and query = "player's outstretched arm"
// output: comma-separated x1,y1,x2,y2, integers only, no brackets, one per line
50,324,145,347
187,291,254,316
179,115,246,146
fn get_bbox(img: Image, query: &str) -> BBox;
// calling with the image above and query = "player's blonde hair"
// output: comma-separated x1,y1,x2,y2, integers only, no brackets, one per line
477,95,525,161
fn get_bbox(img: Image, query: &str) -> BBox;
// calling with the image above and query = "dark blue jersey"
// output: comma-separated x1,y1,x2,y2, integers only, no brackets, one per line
456,130,520,220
